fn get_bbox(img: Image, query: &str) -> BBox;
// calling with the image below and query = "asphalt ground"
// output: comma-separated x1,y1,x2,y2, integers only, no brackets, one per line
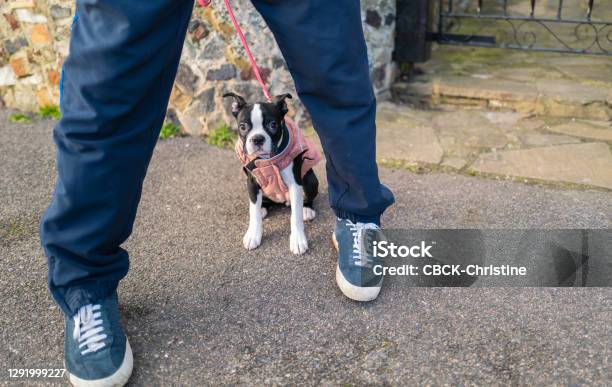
1,110,611,385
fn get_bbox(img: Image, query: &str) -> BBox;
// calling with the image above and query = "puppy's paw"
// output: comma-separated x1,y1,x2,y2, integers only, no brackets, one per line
303,207,316,221
243,228,262,250
290,231,308,255
261,207,268,219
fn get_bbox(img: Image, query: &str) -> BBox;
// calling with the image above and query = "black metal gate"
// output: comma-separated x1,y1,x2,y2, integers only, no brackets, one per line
434,0,612,55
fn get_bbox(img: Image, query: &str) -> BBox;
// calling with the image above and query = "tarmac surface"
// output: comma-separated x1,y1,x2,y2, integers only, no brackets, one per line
1,110,611,385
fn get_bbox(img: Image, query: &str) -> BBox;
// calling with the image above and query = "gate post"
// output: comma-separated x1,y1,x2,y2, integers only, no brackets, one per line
394,0,434,64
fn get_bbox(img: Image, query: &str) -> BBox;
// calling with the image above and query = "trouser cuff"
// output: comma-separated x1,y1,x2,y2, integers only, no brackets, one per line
333,209,382,225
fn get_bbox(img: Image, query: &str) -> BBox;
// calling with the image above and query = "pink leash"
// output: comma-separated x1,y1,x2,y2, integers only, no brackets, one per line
197,0,272,102
197,0,305,151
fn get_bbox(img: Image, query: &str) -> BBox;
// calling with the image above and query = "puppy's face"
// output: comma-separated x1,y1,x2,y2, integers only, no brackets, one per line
224,92,292,158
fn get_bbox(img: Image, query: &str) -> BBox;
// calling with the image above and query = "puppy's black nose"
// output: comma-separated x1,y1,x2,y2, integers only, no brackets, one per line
251,134,265,146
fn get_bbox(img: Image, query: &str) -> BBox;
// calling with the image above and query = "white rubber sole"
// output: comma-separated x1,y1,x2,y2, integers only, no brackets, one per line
332,232,382,302
68,339,133,387
335,265,381,302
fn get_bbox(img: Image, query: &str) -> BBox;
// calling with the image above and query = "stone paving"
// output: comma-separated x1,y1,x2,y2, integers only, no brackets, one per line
393,47,612,121
375,101,612,190
383,45,612,190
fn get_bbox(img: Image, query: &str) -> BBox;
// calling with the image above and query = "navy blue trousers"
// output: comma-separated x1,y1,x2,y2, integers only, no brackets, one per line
41,0,394,316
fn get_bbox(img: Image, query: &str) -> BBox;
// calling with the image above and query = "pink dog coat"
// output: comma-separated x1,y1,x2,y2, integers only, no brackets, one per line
235,118,322,204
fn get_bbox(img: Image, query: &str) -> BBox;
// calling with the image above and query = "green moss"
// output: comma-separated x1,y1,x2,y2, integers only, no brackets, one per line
435,46,510,66
38,105,61,120
539,116,569,128
379,158,432,174
159,122,182,140
9,113,33,123
464,168,610,191
206,124,237,149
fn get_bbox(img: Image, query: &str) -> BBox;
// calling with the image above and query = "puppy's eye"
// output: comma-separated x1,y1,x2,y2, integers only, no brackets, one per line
239,123,249,132
268,121,277,132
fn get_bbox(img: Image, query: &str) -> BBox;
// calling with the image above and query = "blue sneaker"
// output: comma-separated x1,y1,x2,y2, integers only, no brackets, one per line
332,218,383,301
64,292,133,386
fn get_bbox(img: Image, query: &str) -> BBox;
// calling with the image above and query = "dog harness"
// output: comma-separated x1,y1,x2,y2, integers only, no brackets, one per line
235,118,322,204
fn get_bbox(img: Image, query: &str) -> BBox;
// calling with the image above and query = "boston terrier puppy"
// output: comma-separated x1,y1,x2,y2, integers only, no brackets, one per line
223,92,320,255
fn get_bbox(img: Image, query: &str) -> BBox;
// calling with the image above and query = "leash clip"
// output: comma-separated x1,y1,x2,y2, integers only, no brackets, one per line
197,0,212,7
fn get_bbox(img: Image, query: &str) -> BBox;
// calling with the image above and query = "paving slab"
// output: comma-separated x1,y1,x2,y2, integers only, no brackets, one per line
376,101,434,126
494,66,563,84
547,120,612,142
393,46,612,120
557,63,612,87
472,143,612,189
482,111,528,131
432,110,510,158
535,79,612,120
441,156,467,170
377,122,443,164
433,76,539,103
519,133,582,147
516,117,547,131
376,103,610,189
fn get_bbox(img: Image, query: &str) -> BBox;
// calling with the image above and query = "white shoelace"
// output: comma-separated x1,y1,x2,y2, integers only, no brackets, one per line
345,219,379,267
73,304,107,355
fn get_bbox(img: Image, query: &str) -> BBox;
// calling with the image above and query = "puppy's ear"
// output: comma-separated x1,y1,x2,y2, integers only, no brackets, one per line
273,93,292,116
223,92,247,117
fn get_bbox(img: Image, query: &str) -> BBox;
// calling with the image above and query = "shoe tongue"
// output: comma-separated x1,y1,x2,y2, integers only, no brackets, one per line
80,305,93,323
354,222,380,233
358,222,379,229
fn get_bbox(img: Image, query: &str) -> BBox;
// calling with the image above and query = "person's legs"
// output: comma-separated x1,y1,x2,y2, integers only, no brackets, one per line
251,0,394,301
40,0,193,317
41,0,194,384
250,0,395,225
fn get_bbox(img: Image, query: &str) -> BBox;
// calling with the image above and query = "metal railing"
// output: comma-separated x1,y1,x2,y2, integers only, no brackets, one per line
436,0,612,55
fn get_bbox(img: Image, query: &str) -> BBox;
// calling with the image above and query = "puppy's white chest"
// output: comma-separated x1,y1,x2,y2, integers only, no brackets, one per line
280,162,296,205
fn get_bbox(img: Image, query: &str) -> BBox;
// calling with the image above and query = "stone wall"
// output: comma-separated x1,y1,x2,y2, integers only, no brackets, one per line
1,0,396,134
0,0,72,112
